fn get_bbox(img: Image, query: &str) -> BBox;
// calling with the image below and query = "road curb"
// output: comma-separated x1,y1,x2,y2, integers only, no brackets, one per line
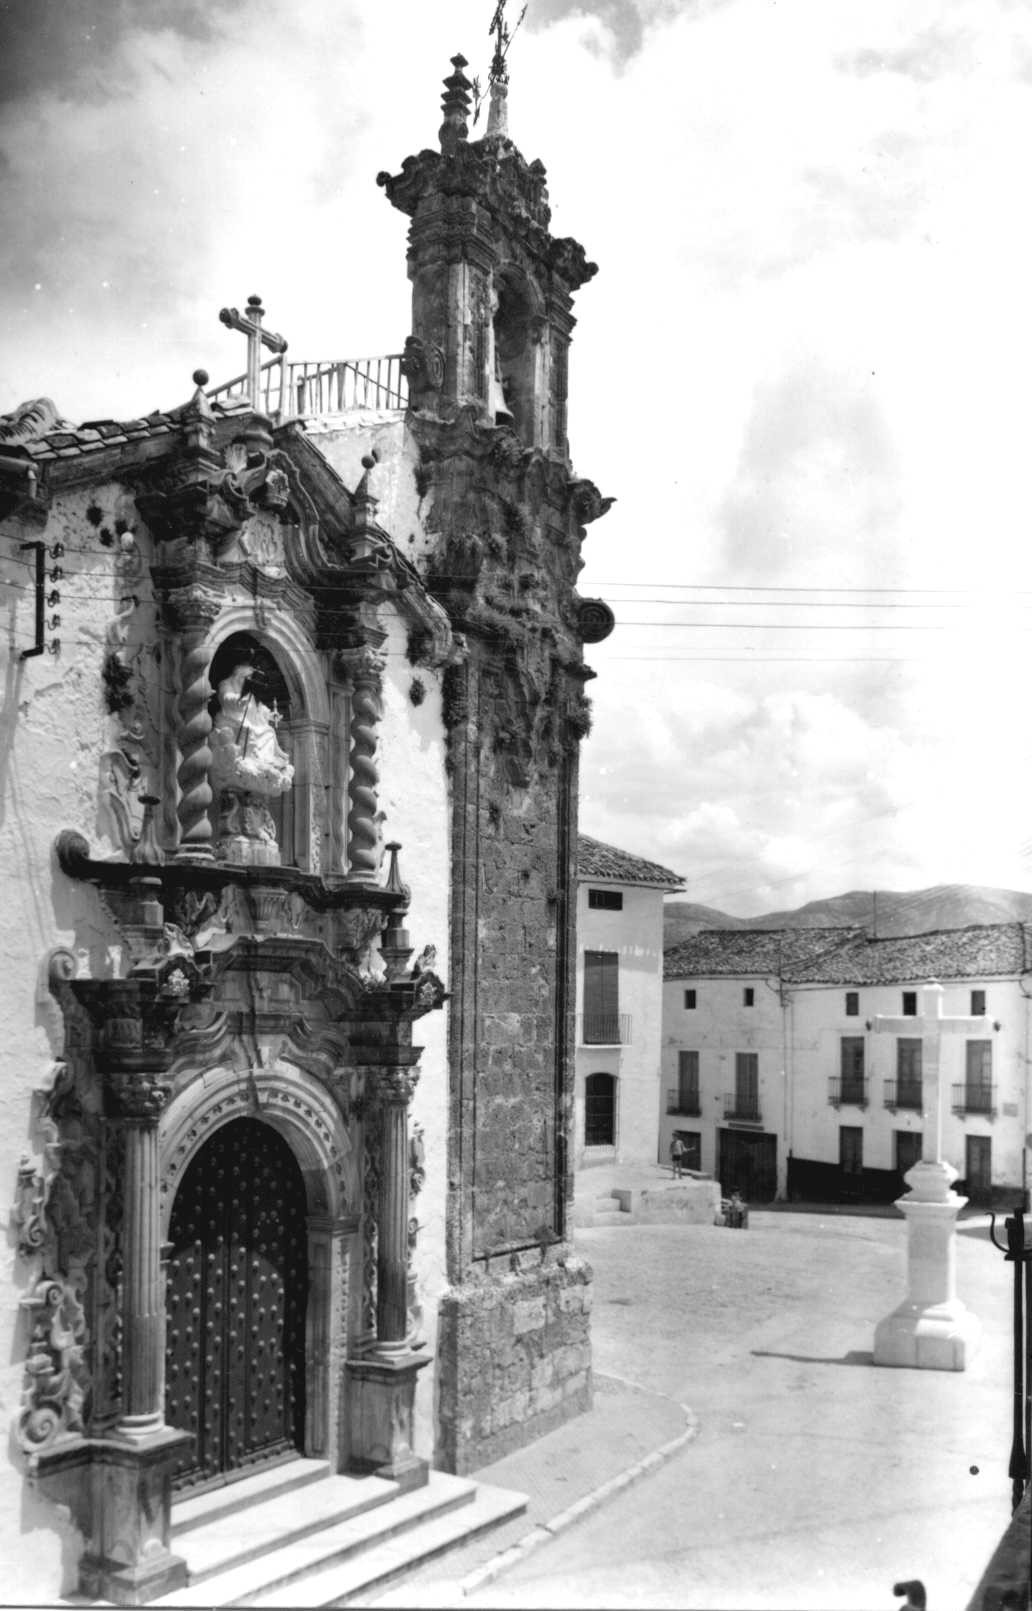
459,1396,698,1597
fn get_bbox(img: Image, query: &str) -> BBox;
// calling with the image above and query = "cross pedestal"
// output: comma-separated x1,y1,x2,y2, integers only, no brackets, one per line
871,982,983,1370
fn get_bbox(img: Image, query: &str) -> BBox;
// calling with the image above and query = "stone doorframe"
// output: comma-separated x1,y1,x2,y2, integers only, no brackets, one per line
159,1063,360,1474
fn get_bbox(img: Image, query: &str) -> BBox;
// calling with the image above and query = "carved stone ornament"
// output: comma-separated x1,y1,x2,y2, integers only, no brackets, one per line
409,1124,426,1200
401,335,446,398
576,597,616,645
17,1275,90,1455
107,1068,172,1121
373,1067,420,1105
13,1155,47,1260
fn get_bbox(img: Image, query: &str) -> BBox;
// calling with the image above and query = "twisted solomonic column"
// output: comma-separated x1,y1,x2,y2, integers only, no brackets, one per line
339,647,385,884
168,586,221,860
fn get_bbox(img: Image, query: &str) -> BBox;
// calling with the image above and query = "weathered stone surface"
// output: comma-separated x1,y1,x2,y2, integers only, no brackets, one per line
435,1258,593,1473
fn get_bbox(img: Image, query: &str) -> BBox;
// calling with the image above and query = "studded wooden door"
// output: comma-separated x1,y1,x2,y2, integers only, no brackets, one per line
165,1117,309,1493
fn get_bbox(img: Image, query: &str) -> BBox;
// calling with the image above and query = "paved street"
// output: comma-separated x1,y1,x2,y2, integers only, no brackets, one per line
431,1209,1015,1610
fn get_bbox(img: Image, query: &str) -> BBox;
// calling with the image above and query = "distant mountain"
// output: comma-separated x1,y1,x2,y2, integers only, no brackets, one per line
663,885,1032,947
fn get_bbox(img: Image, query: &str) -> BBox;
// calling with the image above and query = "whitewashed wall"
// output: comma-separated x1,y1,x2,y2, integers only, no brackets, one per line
574,883,668,1168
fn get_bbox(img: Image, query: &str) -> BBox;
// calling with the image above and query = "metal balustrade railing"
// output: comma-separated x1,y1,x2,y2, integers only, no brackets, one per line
828,1076,869,1109
723,1092,761,1122
578,1014,631,1046
952,1083,997,1117
883,1080,923,1111
666,1088,701,1116
207,354,407,419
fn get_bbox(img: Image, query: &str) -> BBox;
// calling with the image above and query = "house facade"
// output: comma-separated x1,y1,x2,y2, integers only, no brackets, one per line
575,837,684,1169
0,57,615,1605
662,925,1031,1207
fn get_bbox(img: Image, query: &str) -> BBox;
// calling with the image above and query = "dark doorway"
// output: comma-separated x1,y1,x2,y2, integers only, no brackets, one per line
839,1125,864,1201
894,1128,923,1193
965,1134,992,1206
166,1118,309,1493
585,1072,616,1146
718,1128,777,1201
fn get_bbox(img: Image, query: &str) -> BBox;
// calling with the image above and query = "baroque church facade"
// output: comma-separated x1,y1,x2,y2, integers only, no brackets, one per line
0,55,613,1603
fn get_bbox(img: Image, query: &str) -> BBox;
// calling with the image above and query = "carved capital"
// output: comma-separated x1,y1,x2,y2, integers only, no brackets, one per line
164,583,223,633
372,1067,420,1106
336,645,386,687
106,1068,172,1122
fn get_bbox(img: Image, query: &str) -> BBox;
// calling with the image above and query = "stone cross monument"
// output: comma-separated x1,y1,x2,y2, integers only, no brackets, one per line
871,980,984,1370
218,294,288,408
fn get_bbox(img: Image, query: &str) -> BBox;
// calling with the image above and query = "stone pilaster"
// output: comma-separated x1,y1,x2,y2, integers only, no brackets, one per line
347,1063,429,1490
111,1075,168,1437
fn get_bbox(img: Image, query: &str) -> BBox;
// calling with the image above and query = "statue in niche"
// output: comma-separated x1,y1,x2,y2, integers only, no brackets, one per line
210,656,294,866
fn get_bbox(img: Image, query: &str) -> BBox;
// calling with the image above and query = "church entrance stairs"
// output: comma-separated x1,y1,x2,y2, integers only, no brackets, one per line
145,1458,526,1608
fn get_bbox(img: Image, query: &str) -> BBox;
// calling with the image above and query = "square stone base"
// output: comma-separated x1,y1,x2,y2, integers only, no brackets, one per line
347,1350,431,1490
874,1300,982,1371
79,1427,190,1605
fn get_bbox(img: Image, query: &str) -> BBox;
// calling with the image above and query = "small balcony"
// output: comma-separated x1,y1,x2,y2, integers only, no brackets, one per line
828,1077,868,1109
579,1013,631,1046
883,1080,923,1112
723,1092,762,1123
951,1083,997,1118
667,1088,701,1116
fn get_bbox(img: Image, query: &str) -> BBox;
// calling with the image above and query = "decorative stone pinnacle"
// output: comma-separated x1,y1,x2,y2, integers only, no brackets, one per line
439,53,472,155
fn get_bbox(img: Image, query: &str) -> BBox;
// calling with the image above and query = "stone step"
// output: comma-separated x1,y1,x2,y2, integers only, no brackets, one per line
153,1471,520,1608
248,1480,527,1607
168,1469,401,1586
592,1208,626,1225
173,1457,332,1537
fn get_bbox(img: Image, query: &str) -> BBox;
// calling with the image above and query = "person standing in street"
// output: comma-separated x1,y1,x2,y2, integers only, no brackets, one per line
670,1135,685,1178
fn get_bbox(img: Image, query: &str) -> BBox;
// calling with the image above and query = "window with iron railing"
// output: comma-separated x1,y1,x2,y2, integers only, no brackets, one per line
884,1038,922,1110
668,1051,700,1115
724,1053,760,1120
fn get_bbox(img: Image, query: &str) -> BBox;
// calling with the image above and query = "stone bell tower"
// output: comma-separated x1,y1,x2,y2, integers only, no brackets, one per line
379,53,615,1473
381,55,596,456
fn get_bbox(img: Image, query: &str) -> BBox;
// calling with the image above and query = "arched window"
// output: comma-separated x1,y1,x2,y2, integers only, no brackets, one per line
585,1072,616,1147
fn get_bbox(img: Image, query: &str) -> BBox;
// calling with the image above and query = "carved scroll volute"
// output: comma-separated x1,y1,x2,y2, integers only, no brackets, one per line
338,646,386,884
167,585,222,861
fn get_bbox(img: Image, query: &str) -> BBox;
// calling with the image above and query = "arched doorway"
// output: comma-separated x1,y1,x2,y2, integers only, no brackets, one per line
584,1072,617,1148
165,1117,309,1492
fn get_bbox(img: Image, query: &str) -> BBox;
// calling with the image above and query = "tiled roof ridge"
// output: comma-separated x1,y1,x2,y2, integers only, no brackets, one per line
578,833,685,889
0,394,256,463
664,920,1032,983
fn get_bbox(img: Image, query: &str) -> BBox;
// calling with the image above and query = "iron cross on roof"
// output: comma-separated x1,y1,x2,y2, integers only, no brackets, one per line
218,295,288,409
869,981,994,1166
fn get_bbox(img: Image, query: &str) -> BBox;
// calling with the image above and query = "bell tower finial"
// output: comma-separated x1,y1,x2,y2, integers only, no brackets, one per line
478,1,527,138
439,54,472,155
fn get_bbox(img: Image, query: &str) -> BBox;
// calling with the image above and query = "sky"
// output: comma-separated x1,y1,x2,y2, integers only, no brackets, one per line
2,0,1032,916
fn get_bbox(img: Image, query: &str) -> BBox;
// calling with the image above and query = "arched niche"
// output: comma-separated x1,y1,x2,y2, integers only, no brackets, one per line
200,610,330,873
492,263,546,445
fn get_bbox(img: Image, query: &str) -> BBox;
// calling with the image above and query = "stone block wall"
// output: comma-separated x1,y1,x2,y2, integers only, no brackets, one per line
435,1255,593,1474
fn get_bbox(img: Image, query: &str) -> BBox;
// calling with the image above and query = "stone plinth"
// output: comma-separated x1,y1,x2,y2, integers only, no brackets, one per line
346,1350,431,1492
874,1160,981,1371
77,1428,190,1606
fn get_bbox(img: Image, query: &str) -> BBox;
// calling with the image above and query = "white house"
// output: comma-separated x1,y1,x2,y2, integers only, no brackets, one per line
662,925,1032,1206
575,837,684,1168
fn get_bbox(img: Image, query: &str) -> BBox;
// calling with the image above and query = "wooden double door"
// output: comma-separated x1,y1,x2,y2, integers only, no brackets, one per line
165,1118,309,1492
718,1127,777,1202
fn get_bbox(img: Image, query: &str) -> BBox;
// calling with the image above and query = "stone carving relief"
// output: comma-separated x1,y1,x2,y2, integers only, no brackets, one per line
13,1061,99,1456
18,1276,90,1456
